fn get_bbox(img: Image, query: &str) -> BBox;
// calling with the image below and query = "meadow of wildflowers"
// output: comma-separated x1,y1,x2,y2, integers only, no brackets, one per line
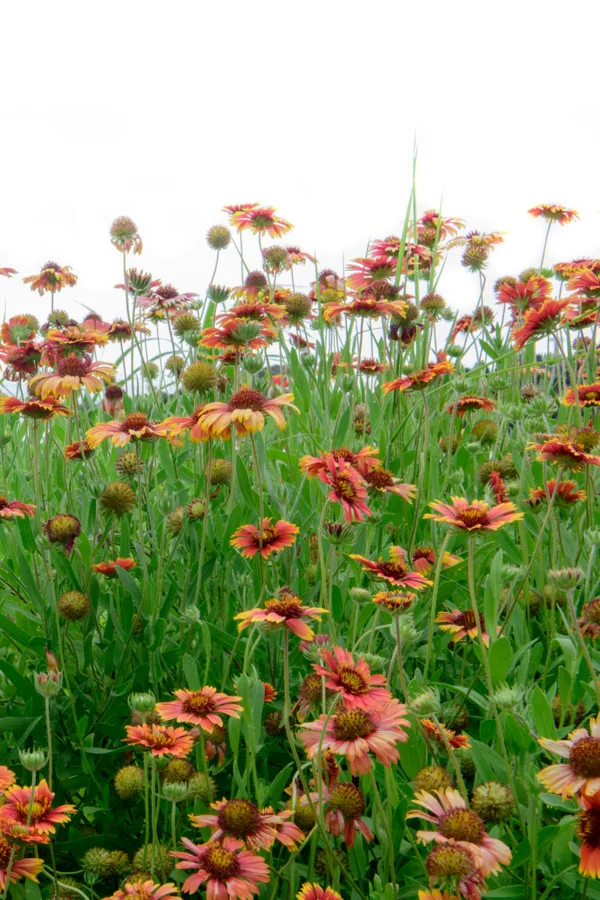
0,196,600,900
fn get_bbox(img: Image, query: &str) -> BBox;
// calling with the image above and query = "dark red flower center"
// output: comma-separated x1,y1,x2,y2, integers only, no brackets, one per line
337,665,369,695
365,469,394,489
439,808,485,844
0,496,9,510
301,673,324,700
217,799,260,836
378,562,409,580
328,783,365,819
264,598,303,619
460,610,477,630
333,476,358,500
182,692,214,716
333,709,374,741
57,354,92,377
121,413,151,432
578,807,600,847
229,389,266,411
426,844,475,878
201,844,240,880
455,506,490,528
570,736,600,778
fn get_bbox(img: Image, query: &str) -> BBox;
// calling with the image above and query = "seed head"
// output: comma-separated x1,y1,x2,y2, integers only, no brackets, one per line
187,773,217,804
116,451,143,478
471,781,515,822
182,361,216,393
413,765,454,794
82,848,115,879
57,590,90,621
173,313,200,337
114,765,145,799
167,506,185,535
206,225,231,251
209,458,232,486
44,514,81,548
101,482,136,516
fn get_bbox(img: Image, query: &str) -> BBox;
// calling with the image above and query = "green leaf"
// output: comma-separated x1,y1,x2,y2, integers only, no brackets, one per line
183,654,201,690
488,636,511,686
530,685,557,739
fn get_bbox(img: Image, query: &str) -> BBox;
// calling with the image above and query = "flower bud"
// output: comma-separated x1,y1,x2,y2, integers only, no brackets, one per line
19,747,48,772
242,355,264,375
207,285,231,305
162,781,189,802
129,691,156,713
34,670,63,697
492,683,524,712
548,567,583,590
231,321,261,343
585,529,600,548
409,688,441,718
350,587,371,604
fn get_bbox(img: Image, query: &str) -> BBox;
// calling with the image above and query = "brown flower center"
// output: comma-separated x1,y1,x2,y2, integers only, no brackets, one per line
333,709,374,741
0,835,14,867
264,598,303,619
378,562,409,580
182,692,214,716
584,600,600,625
456,505,490,527
57,354,92,377
426,844,475,878
260,526,280,544
439,808,485,844
0,496,8,510
461,610,477,630
300,673,324,700
365,469,394,489
121,413,151,432
15,797,51,824
229,388,266,411
337,665,369,695
570,736,600,778
577,807,600,847
328,783,365,819
334,476,358,500
217,799,260,836
201,844,240,880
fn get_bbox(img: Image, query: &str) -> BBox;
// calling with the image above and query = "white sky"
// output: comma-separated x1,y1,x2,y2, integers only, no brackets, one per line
1,0,599,326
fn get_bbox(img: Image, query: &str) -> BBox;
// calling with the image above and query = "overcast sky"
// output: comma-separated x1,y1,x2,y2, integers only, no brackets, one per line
1,1,598,327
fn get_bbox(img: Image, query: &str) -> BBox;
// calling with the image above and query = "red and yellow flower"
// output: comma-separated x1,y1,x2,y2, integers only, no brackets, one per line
350,546,432,590
421,718,470,750
190,798,303,851
124,724,194,759
91,557,136,577
230,206,292,238
172,835,270,897
157,687,242,731
0,497,36,520
511,298,571,350
23,262,77,295
298,699,410,775
29,355,115,398
0,836,43,890
446,396,496,417
528,204,579,225
313,646,392,711
382,359,454,394
425,497,523,532
317,455,372,523
86,413,165,449
231,518,299,559
436,609,491,647
529,438,600,471
538,715,600,798
0,780,75,842
102,879,180,900
234,591,327,642
0,395,71,420
296,886,343,900
527,479,585,507
197,388,298,439
564,383,600,407
407,787,511,878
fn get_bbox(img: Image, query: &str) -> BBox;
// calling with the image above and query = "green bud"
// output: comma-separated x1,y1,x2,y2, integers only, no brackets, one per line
128,692,156,714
